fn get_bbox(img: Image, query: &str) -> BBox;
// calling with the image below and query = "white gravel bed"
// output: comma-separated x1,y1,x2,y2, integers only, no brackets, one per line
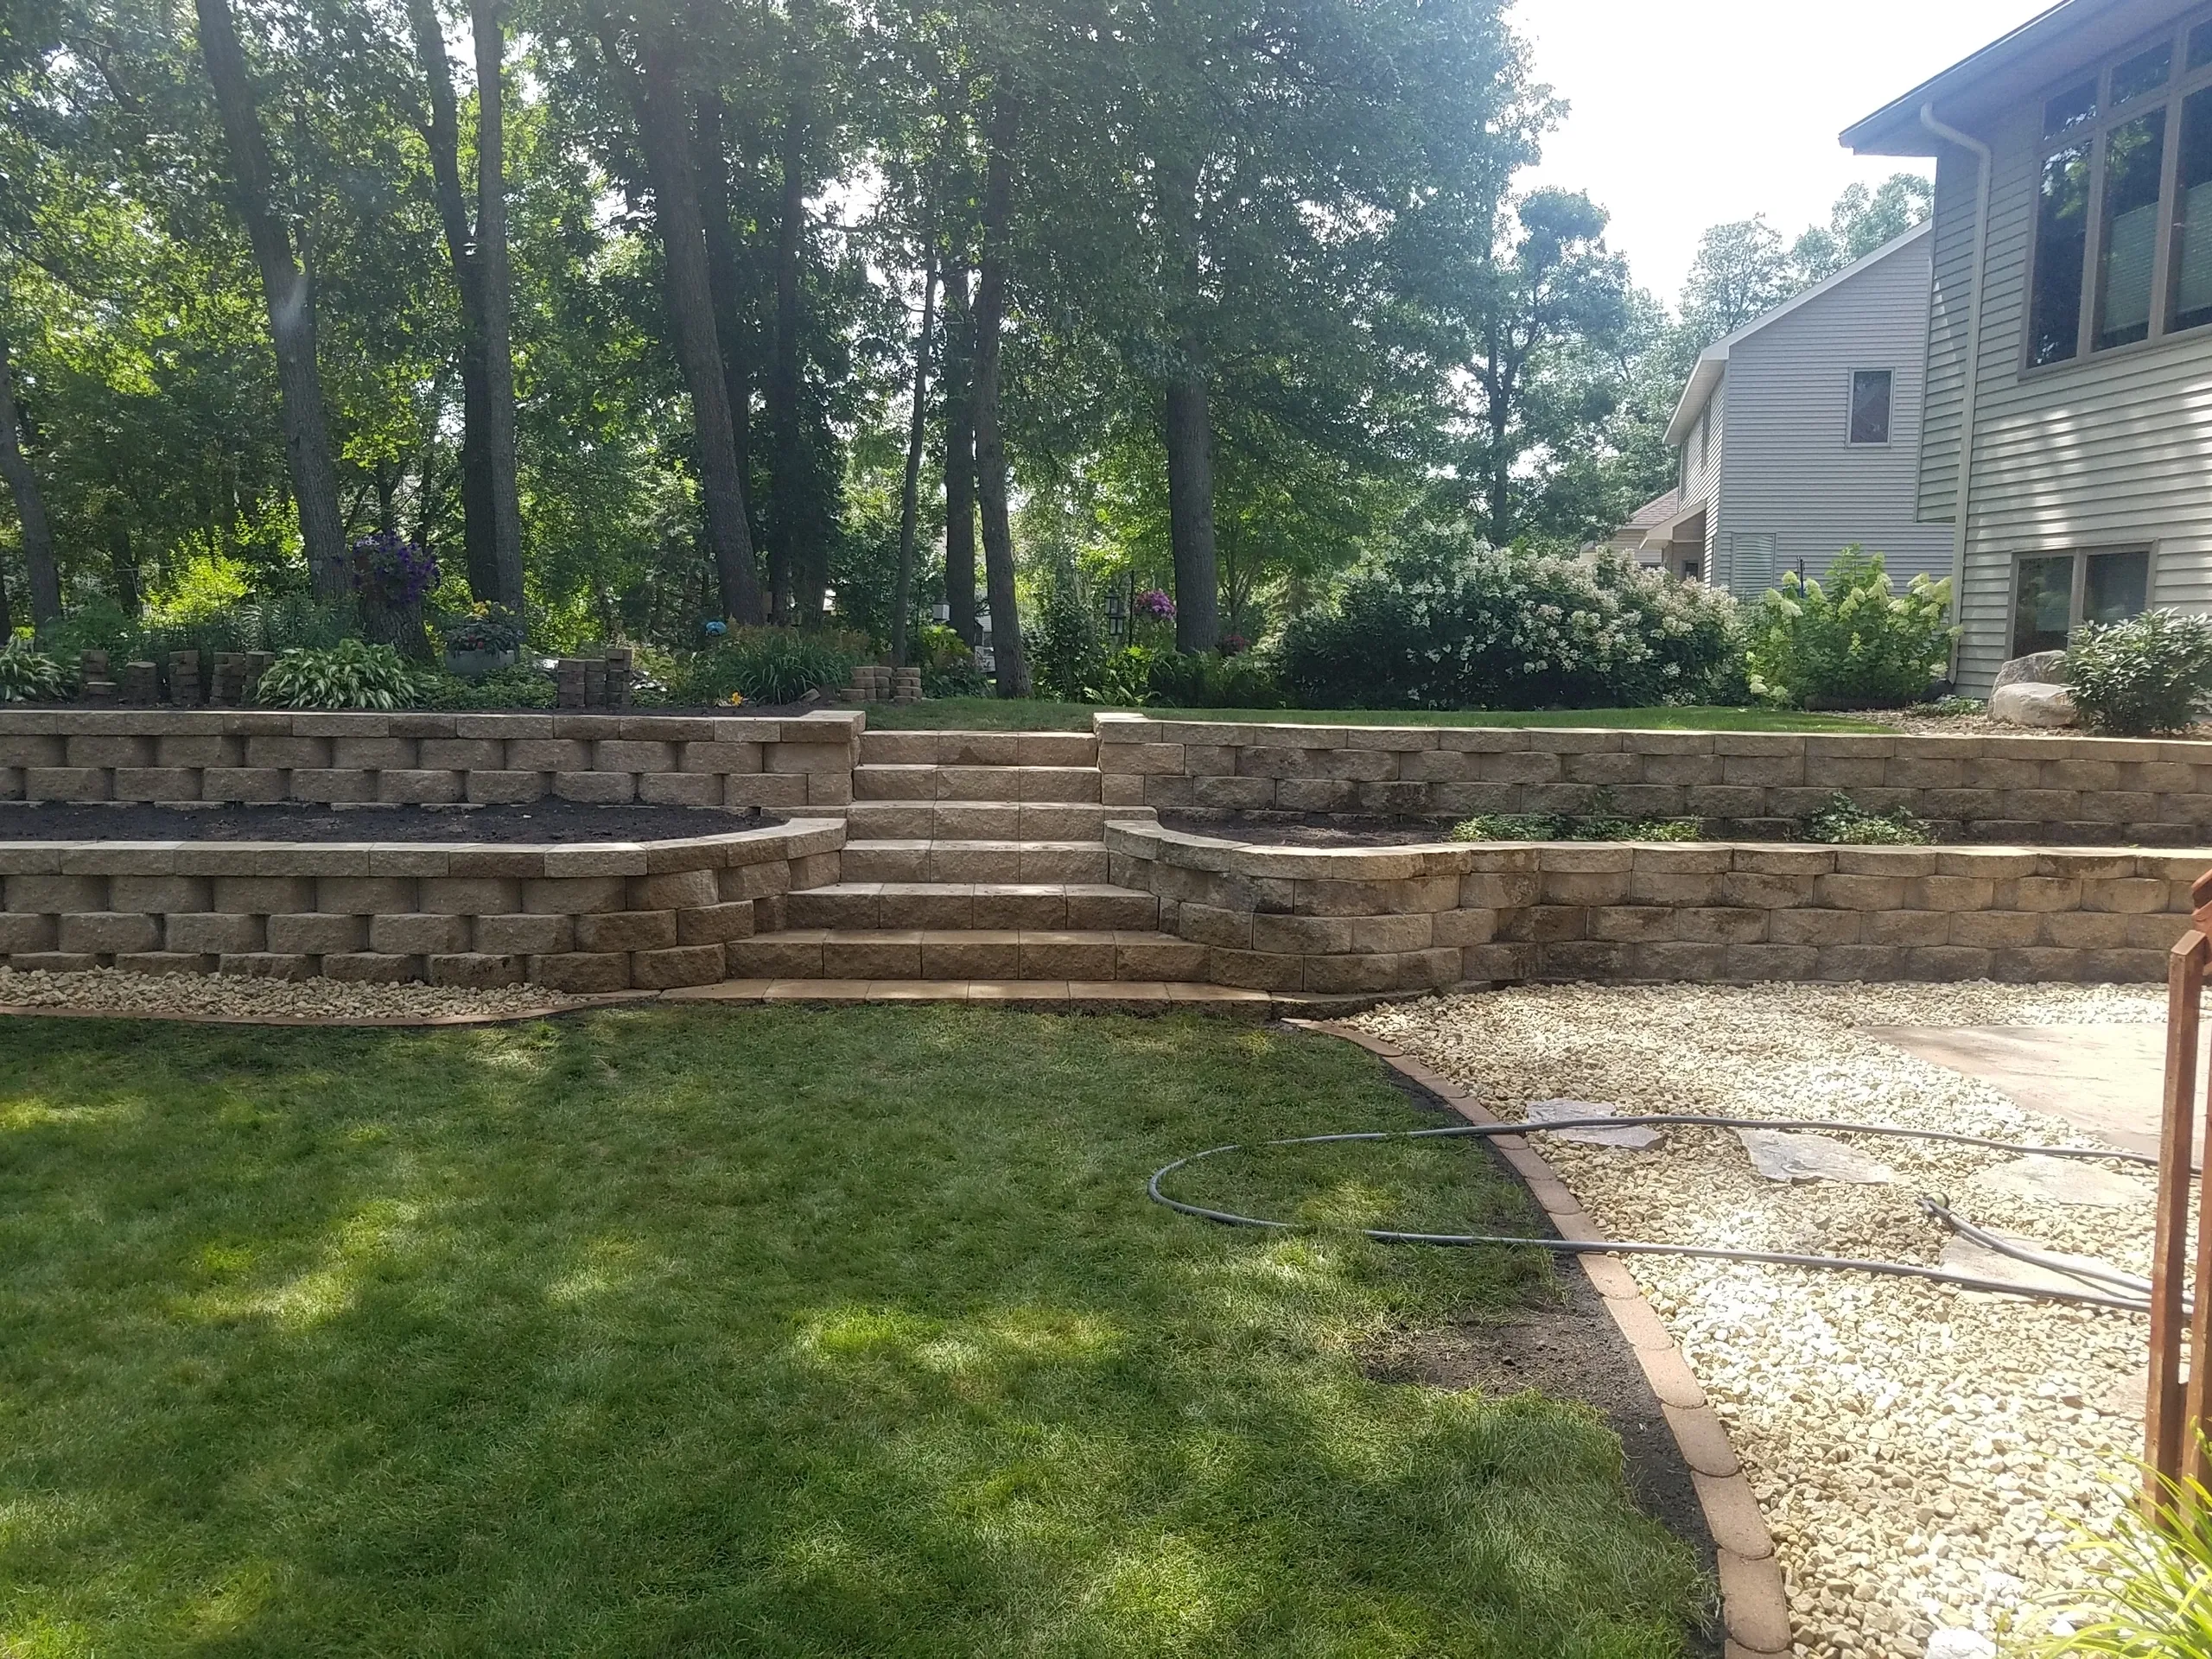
0,966,588,1023
1352,982,2184,1659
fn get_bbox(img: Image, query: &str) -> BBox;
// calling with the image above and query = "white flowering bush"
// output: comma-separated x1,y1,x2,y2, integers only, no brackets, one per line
1281,531,1740,709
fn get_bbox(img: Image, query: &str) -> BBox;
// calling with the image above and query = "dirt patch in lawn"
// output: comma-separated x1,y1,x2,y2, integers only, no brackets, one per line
0,800,784,844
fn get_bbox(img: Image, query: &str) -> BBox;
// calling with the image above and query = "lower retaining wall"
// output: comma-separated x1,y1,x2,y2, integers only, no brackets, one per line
1104,823,2206,992
0,819,843,993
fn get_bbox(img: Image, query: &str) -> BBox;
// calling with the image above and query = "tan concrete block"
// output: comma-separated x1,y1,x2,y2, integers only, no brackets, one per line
108,875,211,913
1460,943,1535,981
3,951,100,973
370,912,469,954
632,868,717,910
1946,909,2042,948
1206,948,1307,991
1996,876,2084,912
319,955,421,987
376,769,464,805
527,951,632,992
212,876,315,912
719,861,793,902
675,901,753,945
414,739,502,771
1536,939,1637,978
1811,874,1907,911
573,909,677,952
1479,750,1566,784
113,951,215,976
1562,751,1641,785
1116,937,1208,980
1020,933,1119,979
1501,905,1587,943
110,767,203,802
417,877,522,916
1272,777,1353,811
313,877,415,914
467,912,570,954
1177,903,1254,950
2040,911,2134,948
0,912,57,951
2084,877,2171,913
720,772,803,808
427,951,525,988
328,736,416,768
1299,951,1401,995
1863,909,1951,945
266,912,368,953
591,739,675,773
217,952,317,980
633,772,719,807
548,771,632,804
1719,943,1818,982
461,769,544,804
1665,906,1769,944
628,944,724,988
284,767,375,804
165,912,264,953
1459,871,1540,908
1250,912,1353,954
678,740,765,774
1767,908,1861,946
245,734,332,768
1628,870,1724,906
64,734,154,768
201,768,289,803
25,767,112,802
0,734,64,767
1351,912,1433,952
804,772,854,807
1540,870,1631,906
507,739,594,772
4,874,101,912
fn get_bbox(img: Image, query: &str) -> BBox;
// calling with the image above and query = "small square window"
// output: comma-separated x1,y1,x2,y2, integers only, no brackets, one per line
1847,370,1892,445
2191,19,2212,72
2045,77,2099,138
2112,41,2173,105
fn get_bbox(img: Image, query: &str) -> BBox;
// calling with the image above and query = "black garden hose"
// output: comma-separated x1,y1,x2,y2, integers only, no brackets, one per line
1147,1114,2185,1316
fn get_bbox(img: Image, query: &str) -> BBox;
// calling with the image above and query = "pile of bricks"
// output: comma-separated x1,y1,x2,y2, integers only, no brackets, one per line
846,664,922,704
554,647,633,709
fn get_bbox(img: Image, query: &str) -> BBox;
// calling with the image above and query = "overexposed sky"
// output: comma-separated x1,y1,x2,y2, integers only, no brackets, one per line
1510,0,2056,302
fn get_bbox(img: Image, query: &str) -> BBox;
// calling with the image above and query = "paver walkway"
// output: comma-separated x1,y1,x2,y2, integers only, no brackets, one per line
1866,1023,2191,1157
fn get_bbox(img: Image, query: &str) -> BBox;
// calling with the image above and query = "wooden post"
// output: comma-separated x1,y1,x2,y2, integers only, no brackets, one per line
2149,868,2212,1504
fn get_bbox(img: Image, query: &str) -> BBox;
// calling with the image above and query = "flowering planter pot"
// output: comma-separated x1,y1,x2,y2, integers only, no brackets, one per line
444,647,518,679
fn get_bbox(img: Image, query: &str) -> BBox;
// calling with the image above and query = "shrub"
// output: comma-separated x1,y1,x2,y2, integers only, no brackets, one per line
1281,530,1738,710
441,604,526,654
0,643,68,702
671,627,863,706
1801,791,1932,846
418,663,555,710
1145,649,1285,709
2063,609,2212,735
1028,569,1105,702
254,640,425,710
1744,549,1955,709
1910,695,1985,717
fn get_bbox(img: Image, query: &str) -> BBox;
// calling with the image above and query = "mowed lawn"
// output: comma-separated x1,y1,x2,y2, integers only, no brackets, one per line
0,1007,1705,1657
868,697,1888,733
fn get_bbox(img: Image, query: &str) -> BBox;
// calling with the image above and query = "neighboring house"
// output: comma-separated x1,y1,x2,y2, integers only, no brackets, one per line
1647,223,1956,604
1594,489,1697,577
1845,0,2212,692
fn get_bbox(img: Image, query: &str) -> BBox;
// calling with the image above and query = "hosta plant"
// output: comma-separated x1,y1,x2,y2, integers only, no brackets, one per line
0,643,69,702
254,639,425,710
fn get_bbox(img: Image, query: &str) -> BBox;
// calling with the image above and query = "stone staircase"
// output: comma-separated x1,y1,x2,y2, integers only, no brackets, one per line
721,728,1221,993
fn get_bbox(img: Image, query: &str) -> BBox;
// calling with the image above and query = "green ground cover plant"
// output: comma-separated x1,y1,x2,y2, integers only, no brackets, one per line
0,642,69,702
0,1007,1705,1656
1450,790,1703,843
1800,791,1934,846
251,639,423,710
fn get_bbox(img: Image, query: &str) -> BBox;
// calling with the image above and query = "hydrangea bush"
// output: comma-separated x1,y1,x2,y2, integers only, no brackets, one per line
1743,549,1955,709
1281,531,1739,709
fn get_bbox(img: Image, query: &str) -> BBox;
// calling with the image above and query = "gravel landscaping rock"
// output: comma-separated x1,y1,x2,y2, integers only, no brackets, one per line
0,965,589,1022
1351,981,2180,1659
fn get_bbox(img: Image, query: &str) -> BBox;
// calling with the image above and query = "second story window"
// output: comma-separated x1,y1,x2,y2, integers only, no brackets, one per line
2028,11,2212,367
1847,370,1893,445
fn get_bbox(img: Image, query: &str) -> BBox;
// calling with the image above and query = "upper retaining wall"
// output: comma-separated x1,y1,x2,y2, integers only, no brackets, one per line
1094,714,2212,845
0,817,843,993
0,709,862,811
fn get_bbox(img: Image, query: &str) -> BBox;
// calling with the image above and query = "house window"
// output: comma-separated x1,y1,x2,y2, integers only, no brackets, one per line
2026,12,2212,366
2010,548,2152,656
1847,369,1893,444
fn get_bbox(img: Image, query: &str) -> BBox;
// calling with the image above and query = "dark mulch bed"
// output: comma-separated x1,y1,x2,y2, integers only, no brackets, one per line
0,801,783,844
1160,810,1455,848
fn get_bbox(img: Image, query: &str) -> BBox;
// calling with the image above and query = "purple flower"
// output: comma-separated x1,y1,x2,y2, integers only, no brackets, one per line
349,532,440,607
1134,588,1176,622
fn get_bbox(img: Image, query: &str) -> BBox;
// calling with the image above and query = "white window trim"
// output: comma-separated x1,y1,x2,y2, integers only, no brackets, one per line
1846,366,1897,448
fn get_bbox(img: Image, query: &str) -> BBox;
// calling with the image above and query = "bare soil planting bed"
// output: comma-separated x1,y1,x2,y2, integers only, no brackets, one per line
0,800,782,844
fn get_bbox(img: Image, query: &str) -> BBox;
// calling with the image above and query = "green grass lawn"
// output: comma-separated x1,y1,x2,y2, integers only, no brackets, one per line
0,1007,1706,1657
868,697,1887,734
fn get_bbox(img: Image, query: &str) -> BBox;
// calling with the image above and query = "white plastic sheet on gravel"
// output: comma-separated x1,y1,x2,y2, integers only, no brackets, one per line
1352,981,2183,1659
0,966,586,1022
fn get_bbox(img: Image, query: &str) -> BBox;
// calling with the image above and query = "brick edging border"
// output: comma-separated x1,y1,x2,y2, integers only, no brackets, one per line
1289,1017,1791,1659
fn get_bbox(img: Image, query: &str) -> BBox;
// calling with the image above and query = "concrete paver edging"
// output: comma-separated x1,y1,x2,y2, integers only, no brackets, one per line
1290,1016,1791,1657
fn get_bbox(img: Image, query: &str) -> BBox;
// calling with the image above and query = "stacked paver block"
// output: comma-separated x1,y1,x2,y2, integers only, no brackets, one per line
0,709,862,811
0,818,843,990
1095,715,2212,847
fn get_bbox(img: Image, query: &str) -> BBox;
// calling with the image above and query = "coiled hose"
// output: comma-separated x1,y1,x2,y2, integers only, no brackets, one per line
1147,1113,2185,1315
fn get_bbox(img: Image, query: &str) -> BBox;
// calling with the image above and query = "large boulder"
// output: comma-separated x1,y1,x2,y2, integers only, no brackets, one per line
1988,681,2077,727
1993,649,2067,690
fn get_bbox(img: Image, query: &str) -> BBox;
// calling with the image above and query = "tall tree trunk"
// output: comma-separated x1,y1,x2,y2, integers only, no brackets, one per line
770,84,811,623
473,0,526,615
1157,153,1217,654
613,19,764,625
0,326,60,626
110,519,139,613
194,0,347,602
694,92,755,548
972,88,1025,697
940,266,978,646
1163,373,1218,653
406,0,496,605
891,257,937,668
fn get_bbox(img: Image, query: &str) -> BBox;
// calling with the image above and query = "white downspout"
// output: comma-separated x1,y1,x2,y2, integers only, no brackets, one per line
1919,102,1992,685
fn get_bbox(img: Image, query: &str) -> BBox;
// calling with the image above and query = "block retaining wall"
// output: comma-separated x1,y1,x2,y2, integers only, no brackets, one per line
1103,822,2209,993
0,709,862,810
0,818,844,993
1094,714,2212,846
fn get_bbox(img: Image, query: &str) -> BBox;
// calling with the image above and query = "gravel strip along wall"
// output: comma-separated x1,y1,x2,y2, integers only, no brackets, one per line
0,817,843,992
1105,821,2207,989
1350,982,2170,1659
0,708,863,810
1095,713,2212,846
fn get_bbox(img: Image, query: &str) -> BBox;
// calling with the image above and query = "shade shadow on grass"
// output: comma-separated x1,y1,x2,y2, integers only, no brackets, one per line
866,699,1886,734
0,1008,1706,1656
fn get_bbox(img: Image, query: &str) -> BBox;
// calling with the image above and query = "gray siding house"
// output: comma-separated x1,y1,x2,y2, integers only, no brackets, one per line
1643,224,1955,599
1847,0,2212,692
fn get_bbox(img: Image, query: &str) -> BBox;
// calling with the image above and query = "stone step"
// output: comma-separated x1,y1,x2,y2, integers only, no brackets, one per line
786,881,1159,931
728,927,1207,982
859,729,1098,768
841,839,1110,884
852,764,1102,804
664,977,1281,1014
845,800,1152,841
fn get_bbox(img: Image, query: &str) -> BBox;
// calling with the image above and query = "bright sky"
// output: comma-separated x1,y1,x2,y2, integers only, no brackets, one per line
1510,0,2056,303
